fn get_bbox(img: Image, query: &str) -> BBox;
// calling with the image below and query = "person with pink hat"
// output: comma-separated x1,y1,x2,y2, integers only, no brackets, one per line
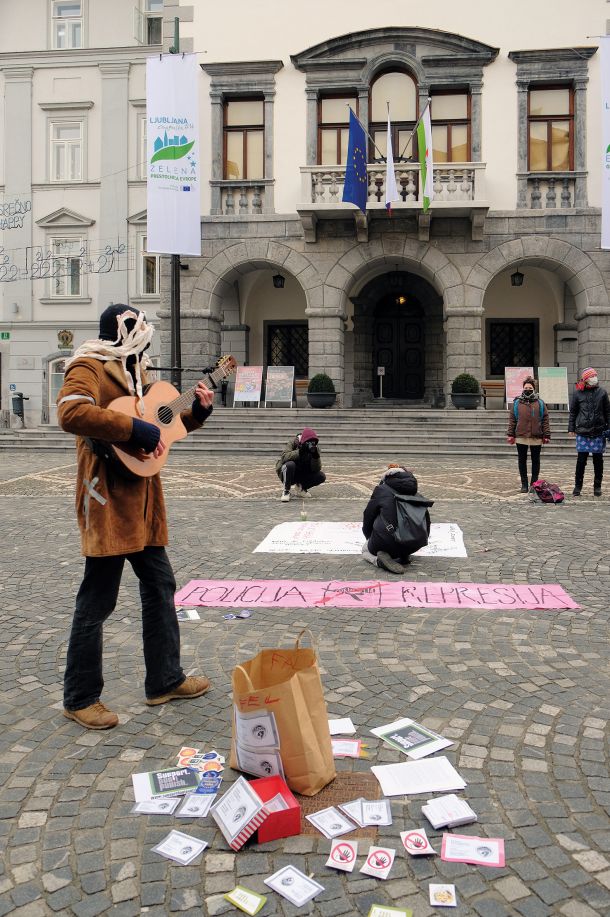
275,427,326,502
568,368,610,496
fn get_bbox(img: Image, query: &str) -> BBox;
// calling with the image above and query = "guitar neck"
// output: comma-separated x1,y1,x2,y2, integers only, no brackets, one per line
165,365,228,415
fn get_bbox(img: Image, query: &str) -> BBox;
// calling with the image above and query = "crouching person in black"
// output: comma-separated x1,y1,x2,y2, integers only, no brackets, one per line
362,463,433,574
276,426,326,502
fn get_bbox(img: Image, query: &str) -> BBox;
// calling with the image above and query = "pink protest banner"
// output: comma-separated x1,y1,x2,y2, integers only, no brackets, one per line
505,366,534,407
175,579,578,612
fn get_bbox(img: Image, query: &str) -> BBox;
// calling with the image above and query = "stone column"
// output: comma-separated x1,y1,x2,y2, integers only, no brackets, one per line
470,82,482,161
210,90,224,214
305,89,318,166
98,62,130,306
350,297,374,407
574,77,588,207
516,79,529,208
357,88,369,134
444,308,484,398
263,90,275,212
306,309,346,404
3,67,34,322
577,309,610,387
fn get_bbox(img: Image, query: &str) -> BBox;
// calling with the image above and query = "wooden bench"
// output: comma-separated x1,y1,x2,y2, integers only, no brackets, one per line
481,380,505,408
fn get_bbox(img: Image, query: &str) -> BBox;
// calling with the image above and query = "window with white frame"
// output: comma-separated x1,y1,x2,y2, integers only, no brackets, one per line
140,235,159,295
51,0,82,49
145,0,163,45
50,239,84,298
50,121,83,182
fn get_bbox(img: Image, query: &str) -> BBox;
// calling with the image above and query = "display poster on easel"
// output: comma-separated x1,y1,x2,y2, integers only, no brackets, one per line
233,366,263,407
538,366,569,405
505,367,534,407
265,366,295,407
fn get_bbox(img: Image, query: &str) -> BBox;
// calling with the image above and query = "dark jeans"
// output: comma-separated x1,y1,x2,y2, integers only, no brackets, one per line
64,546,184,710
281,460,326,492
516,443,541,485
575,451,604,485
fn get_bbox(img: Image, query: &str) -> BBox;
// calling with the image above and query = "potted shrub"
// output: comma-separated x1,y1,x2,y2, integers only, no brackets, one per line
450,373,481,410
307,373,337,408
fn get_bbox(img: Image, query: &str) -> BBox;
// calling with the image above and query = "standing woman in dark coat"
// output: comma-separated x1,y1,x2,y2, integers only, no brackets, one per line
362,464,428,574
568,367,610,497
506,375,551,493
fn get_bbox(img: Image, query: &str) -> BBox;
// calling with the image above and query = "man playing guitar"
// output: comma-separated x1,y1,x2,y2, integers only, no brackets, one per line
57,304,213,730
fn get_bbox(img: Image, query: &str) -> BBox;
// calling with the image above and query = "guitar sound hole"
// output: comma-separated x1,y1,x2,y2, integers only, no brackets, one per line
157,405,174,425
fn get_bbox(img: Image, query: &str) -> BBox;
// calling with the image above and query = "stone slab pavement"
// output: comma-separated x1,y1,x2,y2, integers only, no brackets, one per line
0,453,609,917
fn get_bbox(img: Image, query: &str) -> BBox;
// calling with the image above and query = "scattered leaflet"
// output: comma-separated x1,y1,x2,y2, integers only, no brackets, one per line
223,886,267,916
233,707,284,779
132,767,200,802
328,717,356,735
306,806,357,839
429,884,457,907
371,756,466,797
339,798,366,827
360,846,396,880
194,771,223,795
368,908,413,917
441,834,505,868
326,838,358,872
176,748,224,772
400,828,436,856
210,777,267,850
264,866,324,907
331,738,363,758
422,794,477,830
370,717,453,759
131,798,180,816
361,799,392,826
176,608,200,621
176,794,216,818
151,830,208,865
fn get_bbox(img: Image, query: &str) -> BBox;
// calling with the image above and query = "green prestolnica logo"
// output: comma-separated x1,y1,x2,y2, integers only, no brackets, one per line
152,131,195,164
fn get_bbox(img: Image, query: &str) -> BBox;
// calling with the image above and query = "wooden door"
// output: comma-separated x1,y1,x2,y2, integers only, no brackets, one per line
373,301,424,398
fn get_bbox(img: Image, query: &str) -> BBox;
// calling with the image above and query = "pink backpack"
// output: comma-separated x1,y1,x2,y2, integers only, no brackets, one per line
531,479,564,504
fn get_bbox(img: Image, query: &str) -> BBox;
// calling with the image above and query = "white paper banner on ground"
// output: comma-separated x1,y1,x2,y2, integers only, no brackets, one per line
146,54,201,256
602,36,610,249
538,366,569,405
253,521,467,558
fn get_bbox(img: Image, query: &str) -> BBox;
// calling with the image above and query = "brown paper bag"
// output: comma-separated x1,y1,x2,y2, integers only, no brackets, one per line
230,629,336,796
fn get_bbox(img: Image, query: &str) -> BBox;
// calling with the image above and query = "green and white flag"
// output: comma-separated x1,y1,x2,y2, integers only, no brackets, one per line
417,105,434,212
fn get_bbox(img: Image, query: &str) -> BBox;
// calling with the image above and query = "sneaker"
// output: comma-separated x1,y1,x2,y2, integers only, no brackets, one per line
63,701,119,730
280,490,290,503
295,485,312,498
572,486,582,497
376,552,406,574
146,675,211,707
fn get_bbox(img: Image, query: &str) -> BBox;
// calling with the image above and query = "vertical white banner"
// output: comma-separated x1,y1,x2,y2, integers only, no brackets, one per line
146,54,201,256
601,36,610,250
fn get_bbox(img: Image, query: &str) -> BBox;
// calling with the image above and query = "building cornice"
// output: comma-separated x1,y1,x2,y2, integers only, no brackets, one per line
0,45,156,71
201,60,284,78
508,47,597,64
39,100,94,111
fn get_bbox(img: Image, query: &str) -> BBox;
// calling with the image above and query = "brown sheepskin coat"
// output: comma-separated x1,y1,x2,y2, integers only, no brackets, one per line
57,358,206,557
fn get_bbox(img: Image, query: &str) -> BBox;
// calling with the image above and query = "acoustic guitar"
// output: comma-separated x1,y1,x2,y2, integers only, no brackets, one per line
102,355,237,478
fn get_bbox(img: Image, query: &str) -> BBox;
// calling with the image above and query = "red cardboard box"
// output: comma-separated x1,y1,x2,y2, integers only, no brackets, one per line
249,776,301,843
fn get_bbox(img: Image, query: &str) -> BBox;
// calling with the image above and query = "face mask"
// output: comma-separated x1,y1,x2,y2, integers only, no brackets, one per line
586,376,598,387
522,389,534,398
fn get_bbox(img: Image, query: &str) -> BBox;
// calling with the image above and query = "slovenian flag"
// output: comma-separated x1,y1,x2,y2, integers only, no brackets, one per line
385,114,399,216
417,105,434,212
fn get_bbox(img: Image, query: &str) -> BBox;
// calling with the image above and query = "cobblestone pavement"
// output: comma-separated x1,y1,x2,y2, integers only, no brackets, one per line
1,452,609,917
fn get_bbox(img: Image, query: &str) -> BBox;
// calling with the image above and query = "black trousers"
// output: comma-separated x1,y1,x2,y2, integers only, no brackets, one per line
64,546,184,711
575,451,603,485
516,443,541,485
281,460,326,492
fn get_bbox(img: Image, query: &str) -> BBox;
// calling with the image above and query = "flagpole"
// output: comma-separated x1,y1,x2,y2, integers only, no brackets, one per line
346,105,387,162
398,96,432,161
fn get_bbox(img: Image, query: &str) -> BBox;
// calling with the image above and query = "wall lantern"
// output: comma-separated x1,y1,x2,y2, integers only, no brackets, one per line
272,273,285,289
511,268,524,287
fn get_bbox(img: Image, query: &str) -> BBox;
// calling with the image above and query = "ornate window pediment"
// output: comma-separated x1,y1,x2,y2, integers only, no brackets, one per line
36,207,94,228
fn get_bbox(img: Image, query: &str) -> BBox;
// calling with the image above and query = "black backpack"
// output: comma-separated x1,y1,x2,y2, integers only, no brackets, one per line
379,493,434,553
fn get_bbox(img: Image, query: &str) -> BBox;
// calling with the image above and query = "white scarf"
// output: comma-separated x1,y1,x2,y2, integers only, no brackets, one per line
66,310,154,415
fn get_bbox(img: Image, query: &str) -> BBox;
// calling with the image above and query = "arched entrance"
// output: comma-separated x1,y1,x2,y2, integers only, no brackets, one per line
351,270,443,404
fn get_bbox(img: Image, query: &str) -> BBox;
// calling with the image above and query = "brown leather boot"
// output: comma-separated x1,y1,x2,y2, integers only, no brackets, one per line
63,701,119,730
145,675,211,706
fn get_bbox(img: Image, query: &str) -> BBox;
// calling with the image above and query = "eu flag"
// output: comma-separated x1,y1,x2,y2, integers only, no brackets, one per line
342,110,368,213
